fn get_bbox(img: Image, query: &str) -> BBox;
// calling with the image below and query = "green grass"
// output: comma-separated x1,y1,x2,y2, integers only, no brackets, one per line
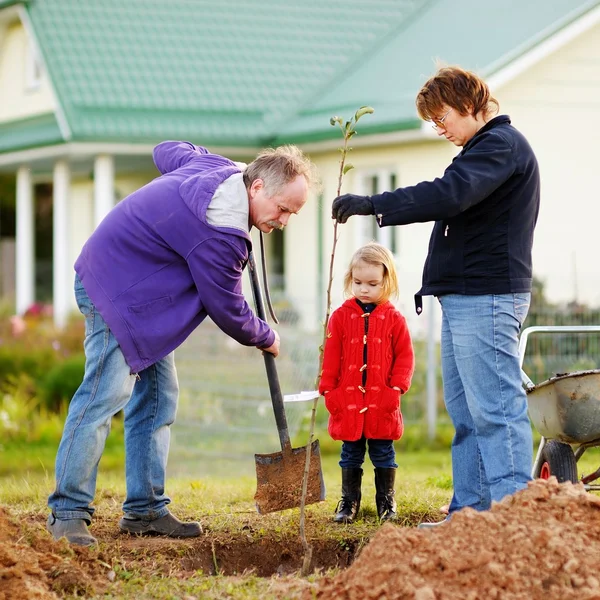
3,433,600,599
0,439,455,599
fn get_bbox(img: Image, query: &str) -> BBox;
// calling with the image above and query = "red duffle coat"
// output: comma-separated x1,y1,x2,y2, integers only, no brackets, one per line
318,299,415,441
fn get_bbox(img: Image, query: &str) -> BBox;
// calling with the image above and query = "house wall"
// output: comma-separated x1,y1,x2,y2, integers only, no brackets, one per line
0,21,55,122
65,172,155,312
303,141,455,337
291,20,600,335
494,21,600,307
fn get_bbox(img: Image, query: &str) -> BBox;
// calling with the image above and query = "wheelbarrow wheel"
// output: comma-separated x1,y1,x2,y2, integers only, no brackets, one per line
537,440,578,483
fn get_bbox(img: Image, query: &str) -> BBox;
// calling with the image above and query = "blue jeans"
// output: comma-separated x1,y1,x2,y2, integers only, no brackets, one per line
340,437,397,469
48,276,179,522
440,293,532,513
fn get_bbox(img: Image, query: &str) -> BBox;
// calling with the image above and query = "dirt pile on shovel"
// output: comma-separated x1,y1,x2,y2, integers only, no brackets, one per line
0,506,108,600
305,478,600,600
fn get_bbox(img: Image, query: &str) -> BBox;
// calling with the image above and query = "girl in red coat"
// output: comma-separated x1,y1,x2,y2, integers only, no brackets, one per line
319,242,414,523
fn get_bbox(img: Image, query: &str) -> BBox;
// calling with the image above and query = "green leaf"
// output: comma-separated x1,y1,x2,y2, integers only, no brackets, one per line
329,116,343,127
354,106,375,121
343,164,354,175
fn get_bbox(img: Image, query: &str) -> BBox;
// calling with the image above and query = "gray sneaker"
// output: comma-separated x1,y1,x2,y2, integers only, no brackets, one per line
47,513,97,546
119,511,202,538
417,517,450,529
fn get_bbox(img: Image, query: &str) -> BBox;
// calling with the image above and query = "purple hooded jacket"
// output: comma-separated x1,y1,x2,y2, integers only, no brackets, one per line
74,141,275,373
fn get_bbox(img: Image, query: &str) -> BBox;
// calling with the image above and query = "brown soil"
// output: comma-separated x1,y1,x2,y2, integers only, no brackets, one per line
0,504,360,599
3,479,600,599
254,441,324,514
305,478,600,600
0,506,107,599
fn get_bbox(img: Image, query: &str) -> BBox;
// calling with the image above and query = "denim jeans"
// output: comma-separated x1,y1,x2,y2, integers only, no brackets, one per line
340,437,397,469
48,276,179,522
440,293,532,513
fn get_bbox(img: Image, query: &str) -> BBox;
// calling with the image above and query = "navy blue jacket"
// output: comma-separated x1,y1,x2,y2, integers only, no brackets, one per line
370,116,540,311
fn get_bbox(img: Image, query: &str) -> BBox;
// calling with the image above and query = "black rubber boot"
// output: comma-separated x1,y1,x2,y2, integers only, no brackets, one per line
333,468,363,524
375,467,397,522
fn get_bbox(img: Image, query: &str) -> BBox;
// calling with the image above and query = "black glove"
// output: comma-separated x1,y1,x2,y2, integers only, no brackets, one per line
332,194,374,224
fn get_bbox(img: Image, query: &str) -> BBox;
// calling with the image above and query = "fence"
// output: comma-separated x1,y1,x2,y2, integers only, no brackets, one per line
170,307,600,476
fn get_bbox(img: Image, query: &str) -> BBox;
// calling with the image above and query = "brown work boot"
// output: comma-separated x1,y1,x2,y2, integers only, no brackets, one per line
47,513,97,546
119,511,202,538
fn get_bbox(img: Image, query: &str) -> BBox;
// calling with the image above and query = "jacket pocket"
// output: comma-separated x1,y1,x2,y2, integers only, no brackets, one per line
327,387,361,442
127,295,173,314
364,386,403,440
126,295,174,360
380,386,401,413
324,388,343,415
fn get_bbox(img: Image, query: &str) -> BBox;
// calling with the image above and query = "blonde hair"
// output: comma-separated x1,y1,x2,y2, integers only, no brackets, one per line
343,242,399,302
243,145,319,196
416,65,499,122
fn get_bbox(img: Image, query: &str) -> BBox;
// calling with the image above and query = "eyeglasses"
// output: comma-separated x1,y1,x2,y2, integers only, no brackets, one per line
431,108,452,130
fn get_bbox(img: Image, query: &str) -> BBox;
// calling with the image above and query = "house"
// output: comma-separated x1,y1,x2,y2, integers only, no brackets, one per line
0,0,598,337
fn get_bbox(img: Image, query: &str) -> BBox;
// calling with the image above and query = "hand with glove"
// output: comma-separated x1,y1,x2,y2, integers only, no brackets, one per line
331,194,374,224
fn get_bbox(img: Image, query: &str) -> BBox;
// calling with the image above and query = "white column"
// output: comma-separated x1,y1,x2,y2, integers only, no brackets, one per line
15,166,35,315
53,160,70,329
93,154,115,227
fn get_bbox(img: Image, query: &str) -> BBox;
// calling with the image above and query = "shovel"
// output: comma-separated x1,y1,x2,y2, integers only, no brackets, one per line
248,251,325,514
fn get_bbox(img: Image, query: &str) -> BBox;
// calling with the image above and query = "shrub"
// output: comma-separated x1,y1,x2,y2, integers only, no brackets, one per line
38,354,86,412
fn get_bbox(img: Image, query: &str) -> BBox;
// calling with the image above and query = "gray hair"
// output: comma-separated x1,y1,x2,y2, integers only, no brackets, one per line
243,145,319,196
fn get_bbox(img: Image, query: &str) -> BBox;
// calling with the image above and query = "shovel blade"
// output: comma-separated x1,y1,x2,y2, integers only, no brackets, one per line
254,439,325,514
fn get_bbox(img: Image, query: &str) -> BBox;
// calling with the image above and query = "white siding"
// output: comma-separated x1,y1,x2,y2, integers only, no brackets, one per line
495,21,600,306
298,141,455,337
0,21,55,122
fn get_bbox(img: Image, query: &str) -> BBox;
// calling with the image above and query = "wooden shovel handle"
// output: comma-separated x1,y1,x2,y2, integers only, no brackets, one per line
248,251,292,454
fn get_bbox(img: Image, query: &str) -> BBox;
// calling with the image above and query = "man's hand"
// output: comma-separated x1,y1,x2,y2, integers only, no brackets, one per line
262,330,280,357
332,194,374,224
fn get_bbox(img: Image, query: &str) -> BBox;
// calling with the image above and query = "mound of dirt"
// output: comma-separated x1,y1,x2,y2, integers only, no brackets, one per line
0,507,109,600
305,478,600,600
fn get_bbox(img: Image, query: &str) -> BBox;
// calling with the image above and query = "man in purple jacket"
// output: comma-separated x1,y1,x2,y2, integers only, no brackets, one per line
47,141,317,546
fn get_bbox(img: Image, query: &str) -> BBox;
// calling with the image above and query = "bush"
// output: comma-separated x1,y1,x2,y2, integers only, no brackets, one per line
0,314,84,414
38,354,86,411
0,345,58,383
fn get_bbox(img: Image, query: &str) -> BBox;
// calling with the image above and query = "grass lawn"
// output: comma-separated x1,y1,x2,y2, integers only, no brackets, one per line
0,436,456,599
2,435,599,599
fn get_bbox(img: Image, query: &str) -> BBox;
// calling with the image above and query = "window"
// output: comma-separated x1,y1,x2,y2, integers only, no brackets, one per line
26,38,42,90
355,169,398,254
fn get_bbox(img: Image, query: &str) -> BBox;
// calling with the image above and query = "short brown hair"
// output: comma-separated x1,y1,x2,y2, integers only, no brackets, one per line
415,66,499,122
343,242,399,302
243,145,319,196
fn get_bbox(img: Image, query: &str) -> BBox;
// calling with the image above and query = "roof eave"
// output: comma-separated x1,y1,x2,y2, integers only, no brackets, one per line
0,0,26,9
486,1,600,91
273,118,422,147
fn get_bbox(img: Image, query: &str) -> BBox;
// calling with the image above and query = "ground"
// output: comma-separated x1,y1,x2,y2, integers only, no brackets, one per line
2,479,600,599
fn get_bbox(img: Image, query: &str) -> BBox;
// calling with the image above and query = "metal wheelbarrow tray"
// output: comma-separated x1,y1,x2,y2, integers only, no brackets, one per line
520,326,600,489
527,369,600,445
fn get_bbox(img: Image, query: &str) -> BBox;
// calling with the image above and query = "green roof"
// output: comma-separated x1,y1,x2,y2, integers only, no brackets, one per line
26,0,430,146
0,0,597,150
0,113,63,153
275,0,600,143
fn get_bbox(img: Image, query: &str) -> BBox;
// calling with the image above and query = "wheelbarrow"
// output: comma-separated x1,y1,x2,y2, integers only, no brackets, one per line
519,325,600,490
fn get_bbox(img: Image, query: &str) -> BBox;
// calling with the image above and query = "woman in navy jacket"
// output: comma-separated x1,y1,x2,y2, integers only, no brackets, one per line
332,66,540,525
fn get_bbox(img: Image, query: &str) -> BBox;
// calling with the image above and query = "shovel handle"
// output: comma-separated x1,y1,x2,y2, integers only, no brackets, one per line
248,251,292,454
